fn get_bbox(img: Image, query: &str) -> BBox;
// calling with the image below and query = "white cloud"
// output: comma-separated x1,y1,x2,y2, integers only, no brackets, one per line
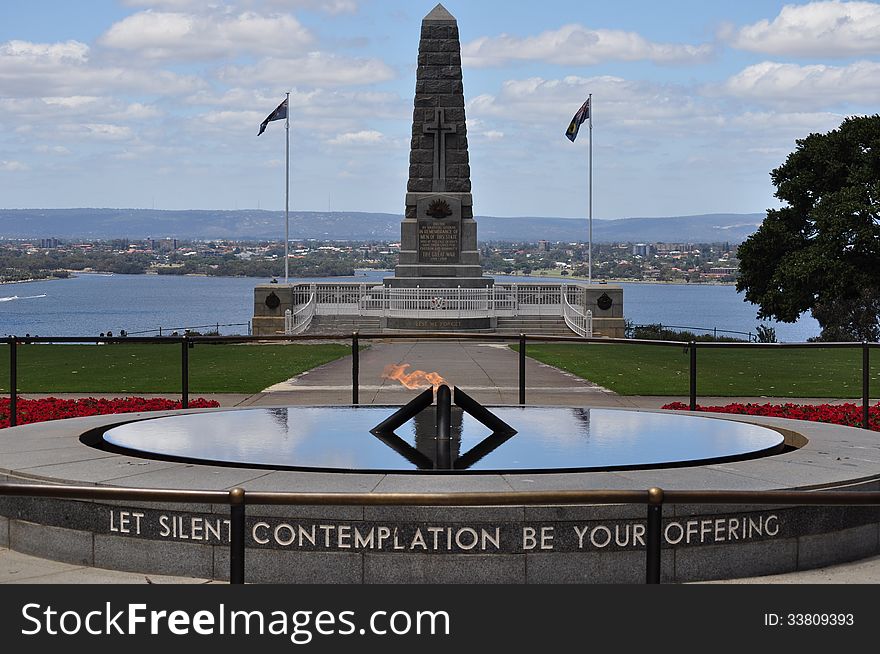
182,87,406,139
264,0,359,14
100,10,314,61
721,60,880,105
0,39,206,98
124,0,360,14
111,103,163,120
727,1,880,57
0,40,89,63
0,97,162,126
462,24,712,67
327,130,384,145
0,160,29,172
35,145,72,156
201,110,267,128
467,75,704,131
54,123,134,141
41,96,103,108
729,111,844,132
219,52,395,87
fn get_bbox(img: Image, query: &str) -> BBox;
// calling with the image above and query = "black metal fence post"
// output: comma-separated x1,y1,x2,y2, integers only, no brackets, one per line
689,341,697,411
181,336,189,409
9,337,17,427
352,331,359,405
519,334,526,406
646,487,664,584
435,385,452,470
863,341,870,430
229,488,246,584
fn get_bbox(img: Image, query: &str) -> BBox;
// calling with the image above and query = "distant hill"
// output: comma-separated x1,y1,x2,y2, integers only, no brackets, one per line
0,208,765,243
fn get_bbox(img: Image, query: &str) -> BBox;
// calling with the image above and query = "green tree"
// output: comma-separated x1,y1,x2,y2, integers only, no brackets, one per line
736,115,880,341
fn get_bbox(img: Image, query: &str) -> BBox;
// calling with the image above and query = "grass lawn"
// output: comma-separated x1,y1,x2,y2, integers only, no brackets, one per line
518,343,878,397
0,343,353,393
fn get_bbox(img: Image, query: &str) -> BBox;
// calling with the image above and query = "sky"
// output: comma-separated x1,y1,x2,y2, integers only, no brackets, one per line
1,0,878,220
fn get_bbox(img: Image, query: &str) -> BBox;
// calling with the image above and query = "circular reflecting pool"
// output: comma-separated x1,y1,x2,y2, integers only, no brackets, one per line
100,407,786,473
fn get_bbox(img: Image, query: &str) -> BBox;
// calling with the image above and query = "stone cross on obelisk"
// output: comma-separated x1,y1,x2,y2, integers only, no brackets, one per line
423,108,457,192
386,3,492,300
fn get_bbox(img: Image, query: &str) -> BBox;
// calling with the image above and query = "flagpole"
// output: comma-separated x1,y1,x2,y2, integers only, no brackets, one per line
588,93,593,286
285,92,290,285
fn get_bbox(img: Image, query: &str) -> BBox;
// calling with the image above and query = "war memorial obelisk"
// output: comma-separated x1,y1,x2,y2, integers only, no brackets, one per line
252,4,625,337
381,4,494,330
386,6,490,289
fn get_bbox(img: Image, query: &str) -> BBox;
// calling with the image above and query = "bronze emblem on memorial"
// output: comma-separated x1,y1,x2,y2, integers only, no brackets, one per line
264,292,281,310
426,199,453,220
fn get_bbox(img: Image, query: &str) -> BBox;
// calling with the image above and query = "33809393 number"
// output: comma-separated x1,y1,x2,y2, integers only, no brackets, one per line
787,614,854,626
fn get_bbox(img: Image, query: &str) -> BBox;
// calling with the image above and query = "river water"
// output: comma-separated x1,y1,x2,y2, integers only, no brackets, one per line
0,271,820,342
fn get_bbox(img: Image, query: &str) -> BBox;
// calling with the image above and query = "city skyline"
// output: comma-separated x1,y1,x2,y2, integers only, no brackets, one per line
1,1,878,220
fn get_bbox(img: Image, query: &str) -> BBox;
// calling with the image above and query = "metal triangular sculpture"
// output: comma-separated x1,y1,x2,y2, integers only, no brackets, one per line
370,385,517,470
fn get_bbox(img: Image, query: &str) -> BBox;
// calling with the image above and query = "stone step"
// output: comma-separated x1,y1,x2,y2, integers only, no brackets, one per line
303,314,580,336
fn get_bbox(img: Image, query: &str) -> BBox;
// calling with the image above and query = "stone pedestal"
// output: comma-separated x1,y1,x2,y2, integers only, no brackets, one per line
388,192,491,289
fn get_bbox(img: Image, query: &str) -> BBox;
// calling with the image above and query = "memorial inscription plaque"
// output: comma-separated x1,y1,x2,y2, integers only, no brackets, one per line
418,195,461,264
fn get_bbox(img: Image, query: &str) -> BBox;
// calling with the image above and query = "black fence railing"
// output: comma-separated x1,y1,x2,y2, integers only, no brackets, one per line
121,322,252,337
633,323,758,341
1,333,876,429
1,482,878,584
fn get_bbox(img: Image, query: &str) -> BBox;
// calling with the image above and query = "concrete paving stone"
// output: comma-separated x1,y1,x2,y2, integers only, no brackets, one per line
526,550,674,584
2,565,215,584
0,433,90,454
371,474,515,493
94,533,214,579
12,456,183,484
714,457,878,488
0,446,117,471
798,523,880,570
698,553,880,584
674,538,799,583
107,464,272,490
363,552,525,584
0,548,90,583
502,471,643,491
10,520,93,566
615,465,781,492
233,470,385,493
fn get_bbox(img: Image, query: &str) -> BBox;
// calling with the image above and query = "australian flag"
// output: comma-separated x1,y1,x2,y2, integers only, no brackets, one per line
565,97,590,142
258,98,288,136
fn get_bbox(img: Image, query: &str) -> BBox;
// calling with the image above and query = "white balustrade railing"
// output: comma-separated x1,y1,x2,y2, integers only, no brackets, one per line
283,282,596,336
284,290,316,335
562,285,593,338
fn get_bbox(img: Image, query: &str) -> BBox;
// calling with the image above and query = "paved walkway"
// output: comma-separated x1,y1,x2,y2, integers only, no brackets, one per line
2,546,879,585
6,340,879,584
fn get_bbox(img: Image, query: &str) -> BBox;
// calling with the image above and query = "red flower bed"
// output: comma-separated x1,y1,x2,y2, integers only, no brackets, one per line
0,397,220,429
661,401,880,431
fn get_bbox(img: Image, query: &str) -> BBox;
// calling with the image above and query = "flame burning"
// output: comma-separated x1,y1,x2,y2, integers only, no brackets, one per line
382,363,447,390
